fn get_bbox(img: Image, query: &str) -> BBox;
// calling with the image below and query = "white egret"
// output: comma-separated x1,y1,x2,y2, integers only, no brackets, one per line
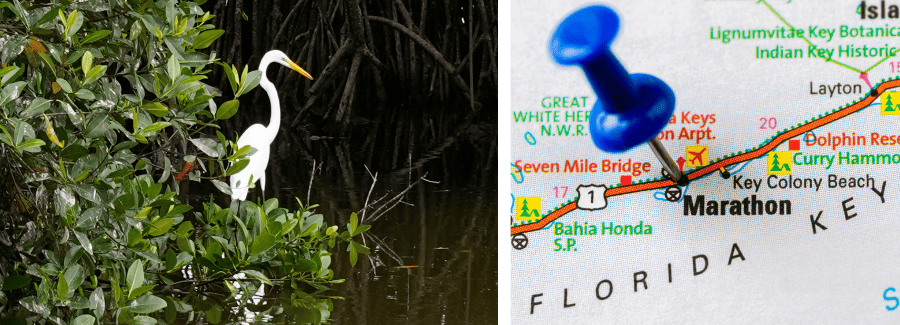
230,50,313,201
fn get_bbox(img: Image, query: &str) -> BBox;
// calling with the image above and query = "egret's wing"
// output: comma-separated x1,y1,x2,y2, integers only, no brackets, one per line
230,124,271,200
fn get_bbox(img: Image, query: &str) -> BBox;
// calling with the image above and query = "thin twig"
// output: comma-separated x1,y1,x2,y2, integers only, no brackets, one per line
306,159,320,206
367,173,432,223
365,232,404,265
360,165,377,223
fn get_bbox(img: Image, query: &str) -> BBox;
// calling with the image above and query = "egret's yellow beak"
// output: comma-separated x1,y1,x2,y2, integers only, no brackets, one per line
287,59,314,80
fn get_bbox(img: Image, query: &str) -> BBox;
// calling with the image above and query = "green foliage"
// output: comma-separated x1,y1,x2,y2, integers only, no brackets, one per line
0,0,369,323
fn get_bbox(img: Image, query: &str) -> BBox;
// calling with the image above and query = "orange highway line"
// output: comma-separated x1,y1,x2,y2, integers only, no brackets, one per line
511,80,898,236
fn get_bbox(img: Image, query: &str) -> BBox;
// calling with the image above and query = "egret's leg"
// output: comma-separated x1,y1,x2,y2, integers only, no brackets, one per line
235,199,243,222
260,173,267,203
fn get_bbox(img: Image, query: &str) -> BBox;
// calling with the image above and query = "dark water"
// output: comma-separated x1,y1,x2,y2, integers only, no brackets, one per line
316,176,496,324
178,137,498,324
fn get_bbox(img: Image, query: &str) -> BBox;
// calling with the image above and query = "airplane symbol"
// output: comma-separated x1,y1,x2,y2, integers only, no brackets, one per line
688,148,707,166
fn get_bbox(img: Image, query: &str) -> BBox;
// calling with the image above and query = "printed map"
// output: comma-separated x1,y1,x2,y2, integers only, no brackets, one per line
511,0,900,322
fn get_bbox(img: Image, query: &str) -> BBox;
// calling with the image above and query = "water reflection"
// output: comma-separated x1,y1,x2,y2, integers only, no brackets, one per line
230,272,268,322
176,139,497,324
326,183,497,324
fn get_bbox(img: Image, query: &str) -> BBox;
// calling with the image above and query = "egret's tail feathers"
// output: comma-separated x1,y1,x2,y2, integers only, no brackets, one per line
230,180,251,201
230,172,256,201
231,186,249,201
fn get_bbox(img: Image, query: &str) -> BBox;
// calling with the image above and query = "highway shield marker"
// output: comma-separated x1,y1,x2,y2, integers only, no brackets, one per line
512,78,896,236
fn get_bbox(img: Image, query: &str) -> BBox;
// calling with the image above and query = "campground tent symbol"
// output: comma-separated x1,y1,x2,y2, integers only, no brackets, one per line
885,95,896,111
767,151,792,175
881,92,900,115
769,154,789,171
515,197,541,222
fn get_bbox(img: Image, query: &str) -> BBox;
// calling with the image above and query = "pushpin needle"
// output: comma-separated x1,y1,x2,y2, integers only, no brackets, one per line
647,138,683,183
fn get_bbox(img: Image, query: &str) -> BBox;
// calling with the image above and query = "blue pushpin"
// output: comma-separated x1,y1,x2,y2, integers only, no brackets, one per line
550,5,684,184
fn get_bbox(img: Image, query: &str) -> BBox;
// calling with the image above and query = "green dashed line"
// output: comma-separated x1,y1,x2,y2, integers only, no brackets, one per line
517,6,896,231
581,90,879,199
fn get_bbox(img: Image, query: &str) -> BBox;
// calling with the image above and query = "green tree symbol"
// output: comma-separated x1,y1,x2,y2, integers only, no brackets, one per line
886,94,896,112
519,199,532,217
770,153,790,172
769,154,782,172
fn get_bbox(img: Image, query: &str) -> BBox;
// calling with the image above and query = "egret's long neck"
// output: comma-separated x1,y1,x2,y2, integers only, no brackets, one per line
260,70,280,144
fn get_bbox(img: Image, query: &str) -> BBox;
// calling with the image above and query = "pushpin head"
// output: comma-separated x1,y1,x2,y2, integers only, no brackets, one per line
549,6,676,153
549,6,619,65
590,73,675,152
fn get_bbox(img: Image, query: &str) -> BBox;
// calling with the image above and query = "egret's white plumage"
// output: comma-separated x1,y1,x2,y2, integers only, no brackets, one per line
230,50,313,201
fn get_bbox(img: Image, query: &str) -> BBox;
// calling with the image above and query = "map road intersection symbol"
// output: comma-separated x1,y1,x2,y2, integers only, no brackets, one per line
512,234,528,250
665,186,682,202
